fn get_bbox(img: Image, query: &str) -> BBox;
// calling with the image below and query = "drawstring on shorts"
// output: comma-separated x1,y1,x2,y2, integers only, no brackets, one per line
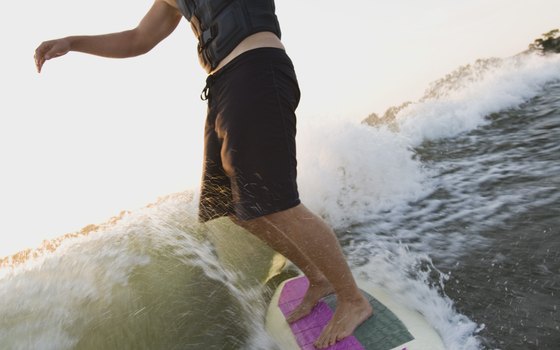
200,74,215,101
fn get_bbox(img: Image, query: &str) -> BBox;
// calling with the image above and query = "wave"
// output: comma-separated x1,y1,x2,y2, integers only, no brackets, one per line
364,52,560,144
0,193,280,349
2,51,559,349
298,52,560,231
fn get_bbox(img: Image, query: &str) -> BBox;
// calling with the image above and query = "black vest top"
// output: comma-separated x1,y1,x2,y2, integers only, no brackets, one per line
176,0,282,71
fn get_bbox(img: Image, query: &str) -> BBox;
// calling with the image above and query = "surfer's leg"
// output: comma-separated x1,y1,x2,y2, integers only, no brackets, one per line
213,50,370,346
231,216,335,322
237,204,373,348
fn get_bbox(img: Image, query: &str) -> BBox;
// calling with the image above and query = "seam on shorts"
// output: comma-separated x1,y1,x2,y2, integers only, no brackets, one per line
270,65,296,199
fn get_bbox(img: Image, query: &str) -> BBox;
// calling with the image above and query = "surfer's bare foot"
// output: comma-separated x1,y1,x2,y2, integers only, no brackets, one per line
314,295,373,349
287,278,334,323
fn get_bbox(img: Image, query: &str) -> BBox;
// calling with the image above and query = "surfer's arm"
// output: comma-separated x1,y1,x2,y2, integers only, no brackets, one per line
34,0,182,73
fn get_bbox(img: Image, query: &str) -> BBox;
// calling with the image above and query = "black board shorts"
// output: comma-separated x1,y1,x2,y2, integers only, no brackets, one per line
198,47,301,222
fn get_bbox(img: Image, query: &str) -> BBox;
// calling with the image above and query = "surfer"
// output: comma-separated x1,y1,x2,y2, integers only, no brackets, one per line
34,1,372,347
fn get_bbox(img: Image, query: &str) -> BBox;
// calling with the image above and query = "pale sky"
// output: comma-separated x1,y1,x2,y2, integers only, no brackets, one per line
1,0,558,257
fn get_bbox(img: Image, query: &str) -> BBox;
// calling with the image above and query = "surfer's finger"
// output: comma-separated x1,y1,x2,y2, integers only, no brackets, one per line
38,58,45,73
35,40,60,61
35,42,50,59
34,43,49,72
34,54,42,73
34,52,46,73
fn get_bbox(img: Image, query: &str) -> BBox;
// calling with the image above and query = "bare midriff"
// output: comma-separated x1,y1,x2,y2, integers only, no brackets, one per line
209,31,285,74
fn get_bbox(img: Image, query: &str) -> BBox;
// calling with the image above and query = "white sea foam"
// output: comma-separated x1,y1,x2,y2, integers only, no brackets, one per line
397,53,560,145
298,53,560,232
351,243,483,350
0,211,153,349
297,119,432,230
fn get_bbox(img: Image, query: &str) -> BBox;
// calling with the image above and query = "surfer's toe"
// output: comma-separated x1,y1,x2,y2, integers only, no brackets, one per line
314,296,373,349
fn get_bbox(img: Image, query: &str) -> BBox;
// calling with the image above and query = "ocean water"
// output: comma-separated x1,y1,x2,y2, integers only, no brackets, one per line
1,52,559,349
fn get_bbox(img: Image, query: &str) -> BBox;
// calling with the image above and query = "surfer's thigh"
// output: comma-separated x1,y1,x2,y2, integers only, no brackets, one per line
217,49,302,221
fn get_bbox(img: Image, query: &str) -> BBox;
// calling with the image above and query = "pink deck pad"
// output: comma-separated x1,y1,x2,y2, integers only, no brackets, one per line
278,276,366,350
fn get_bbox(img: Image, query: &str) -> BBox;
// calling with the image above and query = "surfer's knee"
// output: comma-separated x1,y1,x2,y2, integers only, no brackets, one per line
229,215,245,227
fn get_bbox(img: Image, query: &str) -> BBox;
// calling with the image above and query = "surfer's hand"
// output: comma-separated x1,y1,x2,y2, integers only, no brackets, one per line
34,38,71,73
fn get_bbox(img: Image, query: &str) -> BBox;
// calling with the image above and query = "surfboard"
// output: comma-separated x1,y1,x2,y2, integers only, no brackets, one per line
265,276,445,350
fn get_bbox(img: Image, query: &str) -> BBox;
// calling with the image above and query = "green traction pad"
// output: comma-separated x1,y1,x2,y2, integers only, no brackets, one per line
322,290,414,350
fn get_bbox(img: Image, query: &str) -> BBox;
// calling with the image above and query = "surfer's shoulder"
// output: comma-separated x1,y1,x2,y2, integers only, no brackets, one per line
158,0,179,10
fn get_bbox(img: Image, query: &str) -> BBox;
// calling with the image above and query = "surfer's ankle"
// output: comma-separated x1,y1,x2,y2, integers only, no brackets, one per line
309,277,331,289
286,278,334,323
335,287,367,304
339,294,373,315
